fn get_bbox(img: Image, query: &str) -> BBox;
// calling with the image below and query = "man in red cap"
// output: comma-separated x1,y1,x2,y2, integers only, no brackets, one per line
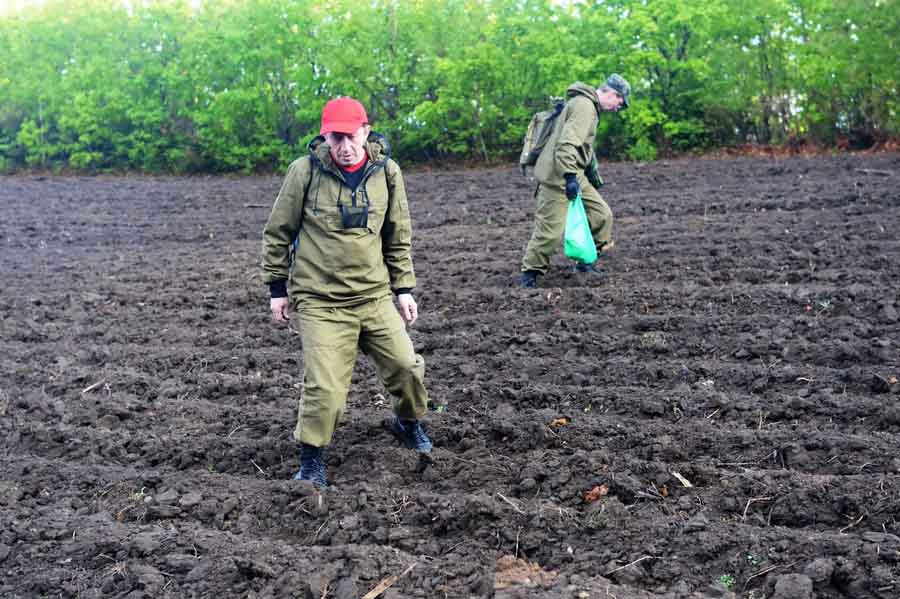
261,96,432,487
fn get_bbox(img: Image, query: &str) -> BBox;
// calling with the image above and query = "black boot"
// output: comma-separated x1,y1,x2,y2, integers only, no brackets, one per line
293,443,327,487
519,270,539,288
390,417,433,453
573,261,604,276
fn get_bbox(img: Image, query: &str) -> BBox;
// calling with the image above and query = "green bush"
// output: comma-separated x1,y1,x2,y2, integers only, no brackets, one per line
628,137,658,162
0,0,896,172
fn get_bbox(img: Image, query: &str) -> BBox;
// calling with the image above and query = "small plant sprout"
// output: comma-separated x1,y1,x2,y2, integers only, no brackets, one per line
129,487,146,503
717,574,735,590
815,297,834,318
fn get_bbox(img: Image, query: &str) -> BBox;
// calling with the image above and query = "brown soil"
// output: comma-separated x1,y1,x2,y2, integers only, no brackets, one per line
2,153,899,599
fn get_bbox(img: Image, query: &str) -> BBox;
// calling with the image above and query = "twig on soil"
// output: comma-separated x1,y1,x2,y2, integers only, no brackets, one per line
96,481,126,498
705,408,720,419
603,555,657,577
671,471,693,487
856,168,893,176
742,564,778,589
250,459,267,476
496,492,527,515
723,470,776,493
81,379,107,394
840,513,867,534
388,490,411,522
439,450,508,474
361,562,417,599
314,516,333,541
636,485,665,501
226,425,243,439
515,527,521,559
441,540,469,556
539,501,580,526
742,560,799,592
742,496,773,521
635,491,664,502
243,203,268,208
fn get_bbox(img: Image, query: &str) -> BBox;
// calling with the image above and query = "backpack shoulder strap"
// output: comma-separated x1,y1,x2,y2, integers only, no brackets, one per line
290,157,316,260
299,155,317,229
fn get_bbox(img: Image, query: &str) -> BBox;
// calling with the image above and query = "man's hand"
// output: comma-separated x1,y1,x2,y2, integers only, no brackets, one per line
586,157,604,189
270,297,290,322
564,173,580,200
397,293,418,326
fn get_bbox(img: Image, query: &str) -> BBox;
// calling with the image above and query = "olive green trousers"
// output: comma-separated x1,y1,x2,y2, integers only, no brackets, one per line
293,295,428,447
521,174,613,274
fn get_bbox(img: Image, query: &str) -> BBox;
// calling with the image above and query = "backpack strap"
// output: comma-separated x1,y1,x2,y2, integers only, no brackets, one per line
289,158,316,262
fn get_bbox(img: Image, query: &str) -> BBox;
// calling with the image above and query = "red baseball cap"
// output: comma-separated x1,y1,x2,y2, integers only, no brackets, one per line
319,97,368,135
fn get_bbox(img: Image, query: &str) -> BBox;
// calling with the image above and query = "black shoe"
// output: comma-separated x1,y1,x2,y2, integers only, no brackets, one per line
293,443,327,487
519,270,539,288
390,417,433,453
573,261,603,275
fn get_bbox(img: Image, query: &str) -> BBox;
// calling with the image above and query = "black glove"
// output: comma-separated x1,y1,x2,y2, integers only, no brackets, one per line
586,157,604,189
564,173,580,200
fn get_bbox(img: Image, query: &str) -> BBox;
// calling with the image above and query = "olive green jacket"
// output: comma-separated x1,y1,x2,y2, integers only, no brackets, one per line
533,82,601,188
261,133,416,307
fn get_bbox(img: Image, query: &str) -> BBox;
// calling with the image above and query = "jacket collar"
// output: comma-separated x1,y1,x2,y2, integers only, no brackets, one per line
308,131,391,176
567,81,602,116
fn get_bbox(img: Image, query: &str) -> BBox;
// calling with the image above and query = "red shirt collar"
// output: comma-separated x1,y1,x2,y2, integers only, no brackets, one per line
341,152,368,173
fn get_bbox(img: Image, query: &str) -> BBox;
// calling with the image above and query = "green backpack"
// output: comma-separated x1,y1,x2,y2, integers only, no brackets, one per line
518,101,564,174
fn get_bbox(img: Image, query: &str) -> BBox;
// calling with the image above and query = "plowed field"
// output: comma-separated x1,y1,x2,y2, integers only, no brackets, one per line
2,153,899,598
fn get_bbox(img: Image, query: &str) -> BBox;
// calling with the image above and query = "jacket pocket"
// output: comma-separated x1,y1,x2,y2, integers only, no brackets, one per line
309,202,344,232
339,204,369,229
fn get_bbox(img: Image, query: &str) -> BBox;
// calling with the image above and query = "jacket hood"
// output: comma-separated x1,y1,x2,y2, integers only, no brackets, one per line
308,131,391,172
566,82,601,114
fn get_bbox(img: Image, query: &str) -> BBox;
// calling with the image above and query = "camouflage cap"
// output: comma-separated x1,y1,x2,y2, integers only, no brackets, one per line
605,74,631,108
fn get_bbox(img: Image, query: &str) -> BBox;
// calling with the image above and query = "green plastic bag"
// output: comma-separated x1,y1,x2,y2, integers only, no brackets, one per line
564,194,598,264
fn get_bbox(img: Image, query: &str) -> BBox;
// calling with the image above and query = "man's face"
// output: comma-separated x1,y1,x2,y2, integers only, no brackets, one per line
597,88,625,112
325,125,370,166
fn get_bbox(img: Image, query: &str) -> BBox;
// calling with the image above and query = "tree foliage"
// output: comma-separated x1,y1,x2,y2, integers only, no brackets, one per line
1,0,896,172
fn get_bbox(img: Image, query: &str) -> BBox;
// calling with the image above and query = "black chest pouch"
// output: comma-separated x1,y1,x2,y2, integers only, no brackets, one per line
339,203,369,229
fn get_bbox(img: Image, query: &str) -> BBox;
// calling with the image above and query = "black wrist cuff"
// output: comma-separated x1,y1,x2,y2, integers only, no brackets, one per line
393,288,413,296
269,280,288,298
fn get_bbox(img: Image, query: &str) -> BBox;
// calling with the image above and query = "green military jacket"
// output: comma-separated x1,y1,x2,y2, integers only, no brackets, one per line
261,133,416,307
533,82,601,188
